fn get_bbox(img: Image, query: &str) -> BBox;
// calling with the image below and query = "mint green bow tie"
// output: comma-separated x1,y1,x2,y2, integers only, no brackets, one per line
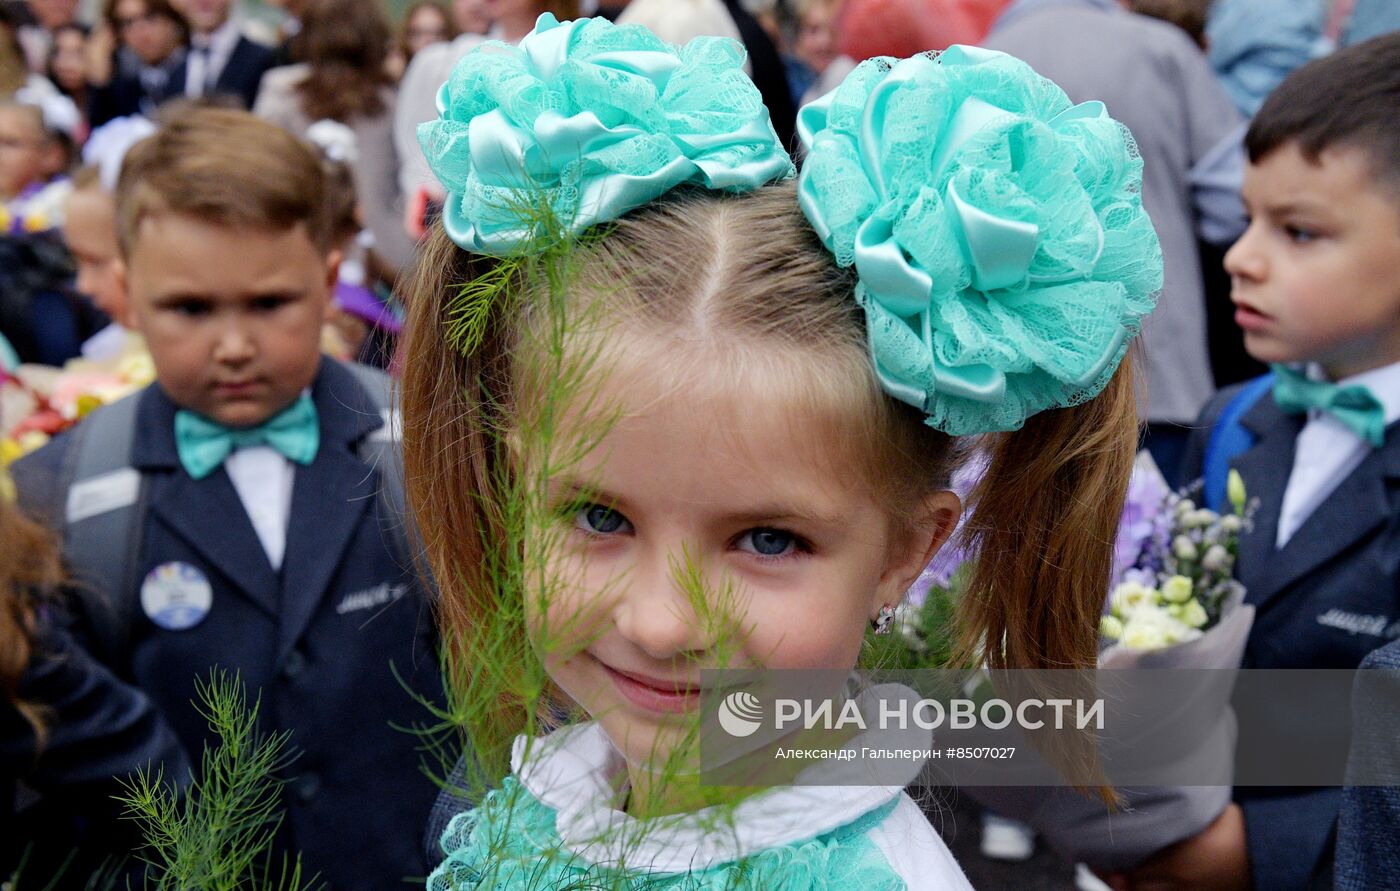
174,394,320,479
1271,364,1387,447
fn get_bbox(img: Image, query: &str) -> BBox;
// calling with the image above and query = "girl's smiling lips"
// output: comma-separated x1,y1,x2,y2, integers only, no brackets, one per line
602,663,703,714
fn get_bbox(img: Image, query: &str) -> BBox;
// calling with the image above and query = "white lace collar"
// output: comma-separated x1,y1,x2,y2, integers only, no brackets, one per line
511,684,930,874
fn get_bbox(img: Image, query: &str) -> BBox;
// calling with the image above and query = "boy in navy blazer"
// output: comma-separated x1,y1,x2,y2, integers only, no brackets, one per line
1145,32,1400,891
12,107,443,890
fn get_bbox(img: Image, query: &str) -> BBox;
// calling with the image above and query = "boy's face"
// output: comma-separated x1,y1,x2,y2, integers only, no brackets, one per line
64,187,127,323
1226,142,1400,379
120,213,338,428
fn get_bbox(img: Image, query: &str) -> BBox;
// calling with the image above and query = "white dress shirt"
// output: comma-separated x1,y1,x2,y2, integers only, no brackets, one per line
224,446,295,571
185,17,243,98
1276,360,1400,547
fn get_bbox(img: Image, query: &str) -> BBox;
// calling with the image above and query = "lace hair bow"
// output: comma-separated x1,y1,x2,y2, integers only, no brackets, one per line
418,13,795,255
798,46,1163,436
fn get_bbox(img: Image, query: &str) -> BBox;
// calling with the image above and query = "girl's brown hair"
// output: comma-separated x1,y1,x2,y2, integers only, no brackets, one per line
402,182,1137,747
1,497,64,745
293,0,394,123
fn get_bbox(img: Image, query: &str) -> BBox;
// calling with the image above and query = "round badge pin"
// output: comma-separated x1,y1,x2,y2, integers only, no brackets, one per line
140,562,213,631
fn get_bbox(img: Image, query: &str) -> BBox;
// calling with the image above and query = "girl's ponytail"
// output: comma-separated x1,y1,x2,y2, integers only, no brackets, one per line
401,226,529,777
958,354,1139,672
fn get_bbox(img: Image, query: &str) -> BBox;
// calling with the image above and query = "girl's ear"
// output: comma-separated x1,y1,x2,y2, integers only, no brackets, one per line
872,490,961,614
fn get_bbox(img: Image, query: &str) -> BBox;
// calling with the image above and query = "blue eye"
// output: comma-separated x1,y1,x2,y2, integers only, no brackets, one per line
739,528,797,558
575,503,629,536
1285,225,1317,244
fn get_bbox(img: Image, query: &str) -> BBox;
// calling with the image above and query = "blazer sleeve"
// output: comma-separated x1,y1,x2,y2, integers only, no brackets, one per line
2,610,191,825
1336,641,1400,891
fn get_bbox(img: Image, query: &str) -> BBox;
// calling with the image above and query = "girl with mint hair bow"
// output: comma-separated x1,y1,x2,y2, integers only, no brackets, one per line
402,14,1160,890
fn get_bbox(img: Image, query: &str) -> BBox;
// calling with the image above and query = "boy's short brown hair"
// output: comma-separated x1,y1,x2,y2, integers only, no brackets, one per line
115,107,332,257
1247,31,1400,192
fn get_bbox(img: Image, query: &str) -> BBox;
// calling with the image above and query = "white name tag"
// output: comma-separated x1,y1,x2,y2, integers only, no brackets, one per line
1316,608,1391,638
336,582,408,615
66,468,141,523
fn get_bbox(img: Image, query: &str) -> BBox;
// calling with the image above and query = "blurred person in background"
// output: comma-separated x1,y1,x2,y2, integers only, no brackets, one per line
835,0,1005,59
1128,0,1208,48
14,0,79,72
394,0,577,239
172,0,275,109
45,22,87,138
788,0,854,105
87,0,189,126
1340,0,1400,46
1,490,190,888
1205,0,1329,118
451,0,490,33
985,0,1244,486
389,1,455,81
255,0,414,273
618,0,796,147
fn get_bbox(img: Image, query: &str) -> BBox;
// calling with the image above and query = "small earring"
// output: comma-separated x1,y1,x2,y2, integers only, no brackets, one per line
871,604,896,635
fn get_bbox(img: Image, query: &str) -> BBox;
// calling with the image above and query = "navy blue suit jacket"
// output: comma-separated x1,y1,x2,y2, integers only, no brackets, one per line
172,36,276,110
1337,639,1400,891
1182,384,1400,891
12,360,445,890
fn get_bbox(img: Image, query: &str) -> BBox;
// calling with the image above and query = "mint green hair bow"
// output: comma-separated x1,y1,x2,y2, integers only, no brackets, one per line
798,46,1163,436
419,13,795,255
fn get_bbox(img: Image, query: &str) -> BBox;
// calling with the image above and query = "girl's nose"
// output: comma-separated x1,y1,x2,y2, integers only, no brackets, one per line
612,549,720,662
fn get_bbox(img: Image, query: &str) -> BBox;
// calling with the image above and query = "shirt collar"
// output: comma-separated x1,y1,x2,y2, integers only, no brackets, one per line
193,17,240,54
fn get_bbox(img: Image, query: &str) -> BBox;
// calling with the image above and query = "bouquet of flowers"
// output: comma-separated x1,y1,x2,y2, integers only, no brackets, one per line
882,451,1261,871
1098,452,1258,659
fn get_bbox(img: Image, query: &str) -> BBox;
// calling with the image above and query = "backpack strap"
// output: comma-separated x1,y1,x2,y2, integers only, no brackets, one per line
56,392,148,666
1203,373,1275,511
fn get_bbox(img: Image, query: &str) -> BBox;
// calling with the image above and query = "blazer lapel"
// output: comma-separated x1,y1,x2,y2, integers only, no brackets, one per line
133,387,280,617
276,361,385,660
1229,396,1302,609
1262,420,1400,605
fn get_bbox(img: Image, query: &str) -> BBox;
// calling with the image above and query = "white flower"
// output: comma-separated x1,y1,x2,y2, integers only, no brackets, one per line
1161,575,1194,603
1173,535,1198,561
1182,509,1217,528
1181,599,1209,628
1175,498,1196,516
1120,609,1202,651
1100,615,1124,640
1220,515,1243,534
1111,581,1159,616
1201,544,1230,573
